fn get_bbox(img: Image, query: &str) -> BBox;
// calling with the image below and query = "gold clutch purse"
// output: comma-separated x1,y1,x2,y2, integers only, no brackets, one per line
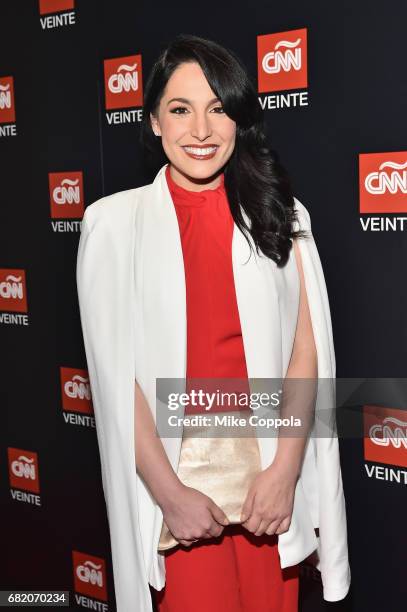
158,410,262,552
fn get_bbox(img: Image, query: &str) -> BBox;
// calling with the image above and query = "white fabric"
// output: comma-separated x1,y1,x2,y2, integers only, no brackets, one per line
76,163,351,610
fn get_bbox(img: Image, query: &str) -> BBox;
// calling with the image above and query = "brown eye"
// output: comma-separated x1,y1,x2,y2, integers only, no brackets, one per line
170,106,188,114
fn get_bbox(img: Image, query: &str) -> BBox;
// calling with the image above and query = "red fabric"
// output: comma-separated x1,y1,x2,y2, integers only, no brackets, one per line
154,526,299,612
165,164,249,414
154,167,299,611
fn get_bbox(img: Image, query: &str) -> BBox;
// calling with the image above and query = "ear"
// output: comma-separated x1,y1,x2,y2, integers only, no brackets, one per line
150,112,161,137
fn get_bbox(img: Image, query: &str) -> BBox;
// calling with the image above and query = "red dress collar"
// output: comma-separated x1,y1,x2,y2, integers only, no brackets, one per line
165,164,225,204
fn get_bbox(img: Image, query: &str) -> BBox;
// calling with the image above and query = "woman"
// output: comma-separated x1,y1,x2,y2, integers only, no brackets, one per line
76,34,350,612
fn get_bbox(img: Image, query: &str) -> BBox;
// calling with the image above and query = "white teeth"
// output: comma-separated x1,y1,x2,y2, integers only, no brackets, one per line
183,146,218,156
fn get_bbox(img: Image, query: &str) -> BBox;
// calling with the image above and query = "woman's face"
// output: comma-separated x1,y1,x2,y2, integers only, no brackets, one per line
150,62,236,190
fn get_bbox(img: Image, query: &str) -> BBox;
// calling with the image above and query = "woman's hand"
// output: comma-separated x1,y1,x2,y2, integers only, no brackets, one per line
160,483,230,547
240,462,298,536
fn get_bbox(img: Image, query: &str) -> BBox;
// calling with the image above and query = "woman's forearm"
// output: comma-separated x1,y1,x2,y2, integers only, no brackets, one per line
134,380,182,509
270,238,318,479
272,348,317,479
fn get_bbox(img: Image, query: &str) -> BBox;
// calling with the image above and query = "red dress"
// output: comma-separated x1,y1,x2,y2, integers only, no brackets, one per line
154,165,299,612
165,164,249,413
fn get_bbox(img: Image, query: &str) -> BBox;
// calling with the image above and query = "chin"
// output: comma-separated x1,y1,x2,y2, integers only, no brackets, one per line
179,159,223,179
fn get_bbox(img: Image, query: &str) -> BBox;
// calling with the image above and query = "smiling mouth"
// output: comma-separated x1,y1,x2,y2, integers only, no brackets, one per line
182,145,219,159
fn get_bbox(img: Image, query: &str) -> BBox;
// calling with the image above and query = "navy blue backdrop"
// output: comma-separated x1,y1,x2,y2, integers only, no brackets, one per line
1,1,406,611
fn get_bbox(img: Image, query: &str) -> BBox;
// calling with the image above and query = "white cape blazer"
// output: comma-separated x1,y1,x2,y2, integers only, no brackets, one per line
76,162,351,610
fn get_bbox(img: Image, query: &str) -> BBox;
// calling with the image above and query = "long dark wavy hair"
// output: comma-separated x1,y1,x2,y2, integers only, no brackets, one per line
140,34,308,267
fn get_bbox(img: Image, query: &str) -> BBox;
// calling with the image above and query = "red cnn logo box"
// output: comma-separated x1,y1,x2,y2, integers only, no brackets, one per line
39,0,74,15
49,171,84,219
364,405,407,468
359,151,407,213
8,448,40,493
0,76,16,124
104,55,143,110
0,268,27,313
258,28,308,93
60,367,93,414
72,551,107,601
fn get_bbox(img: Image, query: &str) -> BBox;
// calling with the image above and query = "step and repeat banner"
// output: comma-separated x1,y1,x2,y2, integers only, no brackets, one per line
1,1,406,611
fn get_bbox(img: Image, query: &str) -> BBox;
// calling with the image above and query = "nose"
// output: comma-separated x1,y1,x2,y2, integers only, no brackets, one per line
190,110,212,141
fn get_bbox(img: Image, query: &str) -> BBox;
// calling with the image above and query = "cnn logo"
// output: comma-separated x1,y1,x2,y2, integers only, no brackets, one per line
258,28,308,93
39,0,74,14
359,152,407,213
8,448,40,493
0,269,27,313
104,54,143,110
364,405,407,468
0,76,16,123
48,171,84,218
60,366,93,414
72,551,107,601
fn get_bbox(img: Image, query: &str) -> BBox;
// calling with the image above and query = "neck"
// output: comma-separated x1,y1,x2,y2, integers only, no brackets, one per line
168,164,223,192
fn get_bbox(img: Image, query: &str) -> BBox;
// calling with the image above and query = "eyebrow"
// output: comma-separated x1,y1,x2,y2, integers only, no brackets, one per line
166,96,221,106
